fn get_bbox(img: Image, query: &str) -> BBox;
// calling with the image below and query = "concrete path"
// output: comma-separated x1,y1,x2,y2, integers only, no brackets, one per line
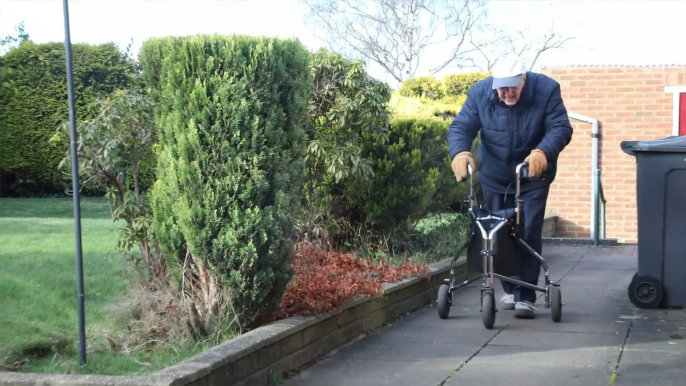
282,245,686,386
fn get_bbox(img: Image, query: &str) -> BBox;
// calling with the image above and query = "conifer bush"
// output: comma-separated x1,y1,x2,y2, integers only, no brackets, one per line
142,35,311,329
344,117,462,236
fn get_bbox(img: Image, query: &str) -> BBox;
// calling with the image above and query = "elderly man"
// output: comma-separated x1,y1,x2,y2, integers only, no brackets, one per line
447,56,573,319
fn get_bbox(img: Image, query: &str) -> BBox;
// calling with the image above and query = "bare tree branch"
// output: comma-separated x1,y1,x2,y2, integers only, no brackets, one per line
303,0,489,82
427,0,489,74
526,23,576,69
466,19,576,72
303,0,575,80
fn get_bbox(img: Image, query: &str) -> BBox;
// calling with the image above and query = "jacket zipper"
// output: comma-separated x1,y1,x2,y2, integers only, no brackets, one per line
508,109,514,164
518,117,522,153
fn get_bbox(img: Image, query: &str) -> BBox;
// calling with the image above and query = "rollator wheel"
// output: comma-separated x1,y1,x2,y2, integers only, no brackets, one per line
437,284,451,319
482,291,495,329
628,275,663,309
550,285,562,323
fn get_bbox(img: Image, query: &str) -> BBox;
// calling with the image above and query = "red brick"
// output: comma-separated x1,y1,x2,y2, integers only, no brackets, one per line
587,68,608,74
545,65,686,243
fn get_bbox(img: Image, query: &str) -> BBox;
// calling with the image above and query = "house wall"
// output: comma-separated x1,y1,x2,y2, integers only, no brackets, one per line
541,65,686,243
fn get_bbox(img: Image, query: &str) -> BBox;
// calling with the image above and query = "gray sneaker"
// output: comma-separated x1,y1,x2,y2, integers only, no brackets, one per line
501,294,515,310
514,301,539,319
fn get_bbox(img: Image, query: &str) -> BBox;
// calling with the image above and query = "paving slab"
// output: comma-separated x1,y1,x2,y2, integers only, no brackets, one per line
282,245,686,386
539,247,587,262
572,258,638,270
360,311,505,347
579,253,637,264
538,260,578,280
285,356,461,386
443,345,619,386
554,267,634,290
488,328,626,349
611,307,686,386
506,287,632,332
612,343,685,386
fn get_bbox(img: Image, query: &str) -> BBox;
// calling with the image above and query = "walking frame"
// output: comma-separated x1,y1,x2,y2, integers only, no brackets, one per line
436,162,562,329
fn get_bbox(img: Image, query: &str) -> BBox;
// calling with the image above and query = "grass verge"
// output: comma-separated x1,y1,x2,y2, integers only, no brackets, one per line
0,198,219,375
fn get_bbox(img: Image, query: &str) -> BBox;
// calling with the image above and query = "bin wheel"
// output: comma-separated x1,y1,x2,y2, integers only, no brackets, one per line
628,275,663,309
550,285,562,323
437,284,451,319
482,291,495,329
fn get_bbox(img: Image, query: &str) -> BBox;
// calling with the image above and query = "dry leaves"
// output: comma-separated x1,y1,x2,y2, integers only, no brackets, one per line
274,242,429,319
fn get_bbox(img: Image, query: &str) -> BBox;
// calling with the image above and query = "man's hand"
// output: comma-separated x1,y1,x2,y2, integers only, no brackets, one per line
525,149,547,178
451,151,476,182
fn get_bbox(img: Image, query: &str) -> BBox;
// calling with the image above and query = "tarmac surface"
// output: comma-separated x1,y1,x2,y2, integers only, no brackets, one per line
282,245,686,386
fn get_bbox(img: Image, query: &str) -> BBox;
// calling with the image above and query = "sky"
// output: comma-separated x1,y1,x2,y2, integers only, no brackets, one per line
1,0,685,87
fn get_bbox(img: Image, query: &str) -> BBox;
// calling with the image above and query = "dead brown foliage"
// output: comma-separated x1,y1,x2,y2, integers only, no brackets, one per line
274,242,430,319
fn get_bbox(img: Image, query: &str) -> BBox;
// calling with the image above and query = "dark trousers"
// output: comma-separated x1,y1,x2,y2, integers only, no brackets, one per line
482,185,549,303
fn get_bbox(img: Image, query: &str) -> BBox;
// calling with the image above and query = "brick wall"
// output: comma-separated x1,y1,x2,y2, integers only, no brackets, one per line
541,65,686,244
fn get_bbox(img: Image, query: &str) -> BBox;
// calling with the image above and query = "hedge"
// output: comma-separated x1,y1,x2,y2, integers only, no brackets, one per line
143,35,312,329
442,72,489,98
396,72,490,101
397,75,444,100
0,41,137,194
389,93,459,121
336,116,472,245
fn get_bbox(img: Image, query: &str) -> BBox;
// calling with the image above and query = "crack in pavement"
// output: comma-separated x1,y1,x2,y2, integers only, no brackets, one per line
436,327,506,386
608,320,633,386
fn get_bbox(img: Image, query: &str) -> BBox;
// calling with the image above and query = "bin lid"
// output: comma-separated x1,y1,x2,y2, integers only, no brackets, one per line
620,135,686,156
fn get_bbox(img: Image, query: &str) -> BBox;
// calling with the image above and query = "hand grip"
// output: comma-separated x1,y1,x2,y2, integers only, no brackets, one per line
521,163,546,180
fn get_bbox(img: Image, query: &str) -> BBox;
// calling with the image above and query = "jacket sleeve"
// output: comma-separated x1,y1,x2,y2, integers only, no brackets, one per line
448,87,481,160
536,83,573,163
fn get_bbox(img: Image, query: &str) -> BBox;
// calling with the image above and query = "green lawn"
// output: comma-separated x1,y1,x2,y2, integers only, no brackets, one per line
0,197,205,375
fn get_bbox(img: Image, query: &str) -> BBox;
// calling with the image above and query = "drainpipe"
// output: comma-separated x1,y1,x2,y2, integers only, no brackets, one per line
567,112,600,244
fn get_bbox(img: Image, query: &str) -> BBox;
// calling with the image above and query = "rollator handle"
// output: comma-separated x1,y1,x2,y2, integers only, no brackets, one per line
518,162,546,180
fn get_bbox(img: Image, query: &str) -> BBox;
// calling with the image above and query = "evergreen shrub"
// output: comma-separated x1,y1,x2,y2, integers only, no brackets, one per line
143,35,312,328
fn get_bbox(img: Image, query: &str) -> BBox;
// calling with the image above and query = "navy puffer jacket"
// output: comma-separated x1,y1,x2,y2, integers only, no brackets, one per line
448,71,573,194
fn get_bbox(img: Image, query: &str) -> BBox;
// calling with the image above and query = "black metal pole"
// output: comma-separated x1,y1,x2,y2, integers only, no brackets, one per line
62,0,86,367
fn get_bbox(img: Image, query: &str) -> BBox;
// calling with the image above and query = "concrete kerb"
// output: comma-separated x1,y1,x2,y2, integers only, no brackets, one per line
0,255,466,386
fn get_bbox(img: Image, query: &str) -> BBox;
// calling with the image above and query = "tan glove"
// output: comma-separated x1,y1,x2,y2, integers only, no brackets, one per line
451,151,476,182
525,149,547,178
